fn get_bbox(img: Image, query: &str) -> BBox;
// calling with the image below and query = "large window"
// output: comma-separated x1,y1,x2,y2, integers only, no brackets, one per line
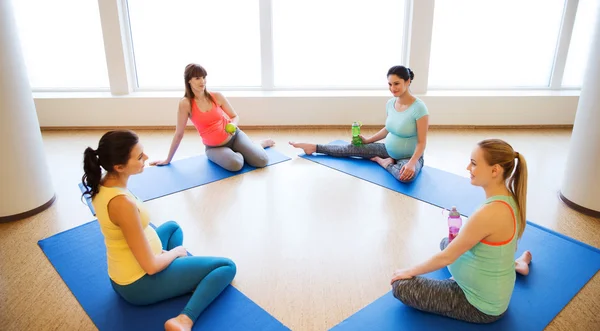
127,0,261,89
271,0,406,88
11,0,109,89
12,0,596,92
562,0,599,87
428,0,566,89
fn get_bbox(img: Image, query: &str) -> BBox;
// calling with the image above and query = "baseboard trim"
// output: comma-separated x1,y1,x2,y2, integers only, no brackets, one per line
0,194,56,223
40,124,574,131
558,192,600,218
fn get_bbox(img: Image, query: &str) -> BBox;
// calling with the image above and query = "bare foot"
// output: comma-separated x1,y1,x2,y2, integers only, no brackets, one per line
289,141,317,155
261,138,276,148
164,314,193,331
371,156,395,169
515,250,532,276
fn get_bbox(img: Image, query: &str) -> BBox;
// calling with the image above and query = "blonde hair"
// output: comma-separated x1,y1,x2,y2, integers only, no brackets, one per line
478,139,528,239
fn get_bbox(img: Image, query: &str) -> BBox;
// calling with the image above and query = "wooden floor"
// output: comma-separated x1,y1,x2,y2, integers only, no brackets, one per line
1,127,599,331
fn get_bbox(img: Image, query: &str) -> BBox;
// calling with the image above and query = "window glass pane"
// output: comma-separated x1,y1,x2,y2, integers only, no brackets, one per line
562,0,599,87
428,0,565,88
12,0,109,89
127,0,261,88
272,0,406,88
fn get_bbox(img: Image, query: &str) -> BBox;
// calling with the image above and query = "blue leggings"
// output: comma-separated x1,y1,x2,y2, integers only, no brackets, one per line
111,221,237,322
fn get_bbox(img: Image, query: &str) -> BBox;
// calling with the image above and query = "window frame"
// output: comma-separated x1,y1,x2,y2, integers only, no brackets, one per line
23,0,585,93
424,0,578,91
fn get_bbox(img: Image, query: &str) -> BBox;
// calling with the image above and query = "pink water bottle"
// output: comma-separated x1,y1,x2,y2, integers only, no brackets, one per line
447,206,462,243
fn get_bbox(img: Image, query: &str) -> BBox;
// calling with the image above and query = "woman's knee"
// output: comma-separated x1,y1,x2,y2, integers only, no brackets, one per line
249,151,269,168
218,258,237,280
398,167,423,183
226,159,244,171
398,176,417,184
220,154,244,171
161,220,180,231
392,279,417,305
440,237,449,250
156,220,182,239
206,148,244,171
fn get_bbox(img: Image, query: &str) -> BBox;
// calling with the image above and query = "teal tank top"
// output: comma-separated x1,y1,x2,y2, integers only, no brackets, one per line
384,97,429,160
447,195,520,316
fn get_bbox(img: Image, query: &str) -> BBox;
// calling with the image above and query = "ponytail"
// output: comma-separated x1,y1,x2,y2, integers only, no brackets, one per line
82,147,102,200
478,139,528,239
509,153,528,239
80,130,140,202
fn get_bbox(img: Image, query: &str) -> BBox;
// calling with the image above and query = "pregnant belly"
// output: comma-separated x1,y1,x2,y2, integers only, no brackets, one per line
385,134,417,159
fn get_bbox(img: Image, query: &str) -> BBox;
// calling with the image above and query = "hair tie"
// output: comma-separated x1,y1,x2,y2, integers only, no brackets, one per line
514,151,519,158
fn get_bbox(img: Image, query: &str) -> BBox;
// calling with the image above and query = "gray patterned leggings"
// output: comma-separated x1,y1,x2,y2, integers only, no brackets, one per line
316,142,424,183
205,129,268,171
391,238,505,324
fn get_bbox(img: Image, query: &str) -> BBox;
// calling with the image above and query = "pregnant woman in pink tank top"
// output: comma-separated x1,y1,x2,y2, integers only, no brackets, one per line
151,63,275,171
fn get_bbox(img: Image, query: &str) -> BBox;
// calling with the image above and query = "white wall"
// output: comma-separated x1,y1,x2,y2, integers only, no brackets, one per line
34,90,579,128
26,0,584,128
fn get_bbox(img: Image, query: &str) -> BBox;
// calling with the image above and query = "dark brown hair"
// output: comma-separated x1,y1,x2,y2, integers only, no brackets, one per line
81,130,139,199
387,65,414,82
184,63,216,105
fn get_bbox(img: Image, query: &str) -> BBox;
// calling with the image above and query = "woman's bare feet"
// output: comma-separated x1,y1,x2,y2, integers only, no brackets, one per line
289,142,317,155
515,250,532,276
371,156,395,169
165,314,193,331
261,138,276,148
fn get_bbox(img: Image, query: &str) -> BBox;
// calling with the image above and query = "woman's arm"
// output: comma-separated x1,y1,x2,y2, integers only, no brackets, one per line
391,204,495,283
108,195,187,275
150,99,190,165
408,115,429,164
364,127,389,144
214,92,239,126
397,115,429,181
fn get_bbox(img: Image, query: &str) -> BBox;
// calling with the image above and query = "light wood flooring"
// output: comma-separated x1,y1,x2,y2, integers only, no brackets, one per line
1,127,599,331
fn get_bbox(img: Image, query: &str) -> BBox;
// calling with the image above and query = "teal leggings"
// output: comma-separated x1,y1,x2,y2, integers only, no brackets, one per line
111,221,237,322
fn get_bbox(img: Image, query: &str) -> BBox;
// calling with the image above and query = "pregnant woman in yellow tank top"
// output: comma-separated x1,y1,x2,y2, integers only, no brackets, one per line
82,130,236,331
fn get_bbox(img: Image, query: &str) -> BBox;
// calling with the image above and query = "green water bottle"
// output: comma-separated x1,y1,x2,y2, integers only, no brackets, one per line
351,121,362,146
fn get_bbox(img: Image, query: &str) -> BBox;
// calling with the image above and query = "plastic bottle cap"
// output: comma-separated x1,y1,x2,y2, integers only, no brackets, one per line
449,206,460,217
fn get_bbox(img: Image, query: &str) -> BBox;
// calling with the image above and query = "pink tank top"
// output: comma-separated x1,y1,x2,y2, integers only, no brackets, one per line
188,94,231,146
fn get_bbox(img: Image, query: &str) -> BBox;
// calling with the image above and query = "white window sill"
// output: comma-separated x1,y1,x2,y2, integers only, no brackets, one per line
32,89,581,99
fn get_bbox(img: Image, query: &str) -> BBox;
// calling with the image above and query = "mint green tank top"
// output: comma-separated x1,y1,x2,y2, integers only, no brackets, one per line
384,97,429,160
447,195,520,316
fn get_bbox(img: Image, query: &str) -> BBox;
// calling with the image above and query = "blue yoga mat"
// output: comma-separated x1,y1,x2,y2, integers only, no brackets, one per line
79,148,291,215
300,140,485,216
330,222,600,331
38,220,290,331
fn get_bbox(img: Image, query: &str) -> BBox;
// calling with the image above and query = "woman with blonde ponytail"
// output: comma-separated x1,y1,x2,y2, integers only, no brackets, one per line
388,138,531,324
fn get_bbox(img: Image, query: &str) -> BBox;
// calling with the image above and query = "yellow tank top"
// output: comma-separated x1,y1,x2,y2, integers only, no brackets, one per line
92,185,162,285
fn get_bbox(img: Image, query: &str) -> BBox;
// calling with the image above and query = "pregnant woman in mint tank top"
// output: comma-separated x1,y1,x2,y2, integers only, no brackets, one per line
289,65,430,183
389,139,533,324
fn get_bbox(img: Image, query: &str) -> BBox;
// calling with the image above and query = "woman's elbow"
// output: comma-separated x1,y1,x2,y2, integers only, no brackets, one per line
141,259,160,276
142,264,158,276
437,252,456,267
174,132,185,141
